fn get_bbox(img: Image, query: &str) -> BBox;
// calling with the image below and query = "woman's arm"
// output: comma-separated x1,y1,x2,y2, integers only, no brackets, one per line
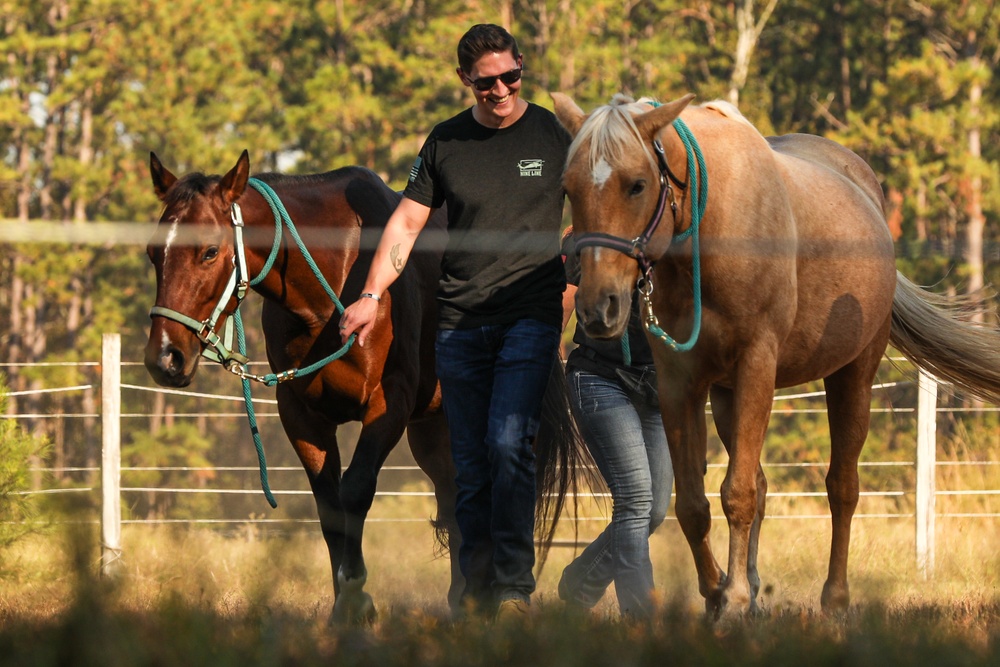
339,196,433,347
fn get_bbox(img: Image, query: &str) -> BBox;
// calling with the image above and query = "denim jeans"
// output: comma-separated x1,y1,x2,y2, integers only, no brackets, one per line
560,366,673,618
435,318,561,611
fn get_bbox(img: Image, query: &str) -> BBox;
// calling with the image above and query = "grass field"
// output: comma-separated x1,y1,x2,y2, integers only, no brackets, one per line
0,489,997,666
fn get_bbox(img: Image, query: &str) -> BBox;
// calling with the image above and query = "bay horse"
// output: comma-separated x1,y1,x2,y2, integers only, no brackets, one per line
144,151,581,622
551,92,1000,617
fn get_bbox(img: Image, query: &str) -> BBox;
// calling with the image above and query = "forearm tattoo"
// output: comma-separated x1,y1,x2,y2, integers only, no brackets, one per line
390,244,406,274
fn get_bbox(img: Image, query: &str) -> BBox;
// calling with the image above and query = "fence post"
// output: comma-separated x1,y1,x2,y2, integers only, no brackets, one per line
915,369,937,579
101,333,123,577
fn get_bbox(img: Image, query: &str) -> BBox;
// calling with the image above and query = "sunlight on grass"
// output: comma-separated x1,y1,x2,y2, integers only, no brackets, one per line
0,477,997,665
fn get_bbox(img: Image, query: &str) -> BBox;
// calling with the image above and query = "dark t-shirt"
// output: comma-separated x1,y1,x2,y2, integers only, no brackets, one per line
404,103,571,330
562,233,655,377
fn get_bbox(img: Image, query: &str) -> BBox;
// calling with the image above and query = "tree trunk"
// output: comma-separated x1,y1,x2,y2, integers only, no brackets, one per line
73,87,94,223
964,71,984,321
728,0,778,107
835,1,851,112
499,0,512,32
557,0,576,94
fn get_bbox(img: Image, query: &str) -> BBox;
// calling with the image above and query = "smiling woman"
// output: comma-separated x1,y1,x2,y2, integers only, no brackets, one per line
338,22,576,620
460,51,526,129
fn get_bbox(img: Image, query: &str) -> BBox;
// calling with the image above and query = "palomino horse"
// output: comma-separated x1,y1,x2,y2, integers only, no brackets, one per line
144,151,581,622
552,93,1000,617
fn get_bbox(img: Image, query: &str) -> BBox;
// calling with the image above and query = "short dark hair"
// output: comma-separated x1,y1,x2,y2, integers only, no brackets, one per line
457,24,520,73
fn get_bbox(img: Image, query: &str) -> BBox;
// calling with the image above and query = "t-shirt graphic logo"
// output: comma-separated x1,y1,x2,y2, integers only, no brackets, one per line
518,159,544,177
409,156,423,183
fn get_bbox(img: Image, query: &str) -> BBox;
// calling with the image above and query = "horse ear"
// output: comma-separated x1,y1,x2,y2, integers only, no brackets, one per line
150,152,177,202
550,92,587,137
219,149,250,206
635,93,697,143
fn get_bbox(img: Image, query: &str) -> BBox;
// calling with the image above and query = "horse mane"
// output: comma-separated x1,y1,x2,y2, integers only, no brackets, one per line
567,94,758,173
164,169,368,208
253,171,346,186
567,93,661,174
164,172,217,207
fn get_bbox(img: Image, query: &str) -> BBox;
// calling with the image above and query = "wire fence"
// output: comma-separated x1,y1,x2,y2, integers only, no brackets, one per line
2,334,998,576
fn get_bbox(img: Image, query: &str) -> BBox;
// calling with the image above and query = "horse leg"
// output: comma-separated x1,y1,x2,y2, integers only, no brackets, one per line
661,385,726,613
820,330,886,612
710,385,767,614
275,387,350,618
715,353,776,617
332,384,412,624
406,414,462,614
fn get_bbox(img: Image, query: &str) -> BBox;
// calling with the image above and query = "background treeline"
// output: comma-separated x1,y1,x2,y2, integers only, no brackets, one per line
1,1,998,515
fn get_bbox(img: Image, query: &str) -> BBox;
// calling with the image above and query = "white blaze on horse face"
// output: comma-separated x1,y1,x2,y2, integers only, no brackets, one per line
161,217,180,283
592,157,613,188
163,218,179,263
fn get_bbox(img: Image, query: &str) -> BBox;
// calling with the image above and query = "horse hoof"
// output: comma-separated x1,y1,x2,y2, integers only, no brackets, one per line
820,581,850,614
330,568,377,625
707,585,760,624
331,591,377,625
704,591,724,619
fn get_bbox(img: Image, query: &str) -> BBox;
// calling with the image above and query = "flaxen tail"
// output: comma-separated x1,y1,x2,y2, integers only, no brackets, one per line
890,272,1000,404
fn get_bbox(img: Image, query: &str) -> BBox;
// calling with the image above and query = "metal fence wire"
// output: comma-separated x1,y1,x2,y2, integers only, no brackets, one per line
3,334,999,579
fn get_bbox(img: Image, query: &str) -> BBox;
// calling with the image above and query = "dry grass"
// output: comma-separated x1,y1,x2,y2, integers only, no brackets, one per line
0,487,996,666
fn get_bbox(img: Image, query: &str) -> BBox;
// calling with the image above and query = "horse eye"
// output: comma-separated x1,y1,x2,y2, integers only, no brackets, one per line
630,180,646,196
202,246,220,262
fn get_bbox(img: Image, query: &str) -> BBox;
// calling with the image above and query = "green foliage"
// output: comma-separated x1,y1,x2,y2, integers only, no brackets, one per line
122,423,218,520
1,0,998,477
0,380,49,552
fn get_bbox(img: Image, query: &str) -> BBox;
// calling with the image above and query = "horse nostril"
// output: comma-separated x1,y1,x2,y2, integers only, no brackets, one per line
605,293,619,321
160,347,185,375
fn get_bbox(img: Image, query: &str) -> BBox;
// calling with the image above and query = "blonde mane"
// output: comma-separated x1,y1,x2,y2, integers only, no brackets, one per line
567,94,661,175
566,94,756,175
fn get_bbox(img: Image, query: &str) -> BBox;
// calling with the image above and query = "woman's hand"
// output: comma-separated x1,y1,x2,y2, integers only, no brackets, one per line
340,296,380,347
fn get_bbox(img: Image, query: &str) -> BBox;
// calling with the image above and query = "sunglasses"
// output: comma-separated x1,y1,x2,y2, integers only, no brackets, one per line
467,66,523,92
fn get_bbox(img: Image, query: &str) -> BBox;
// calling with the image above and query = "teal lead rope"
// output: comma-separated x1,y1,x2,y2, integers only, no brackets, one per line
231,178,359,508
236,315,277,507
644,117,708,352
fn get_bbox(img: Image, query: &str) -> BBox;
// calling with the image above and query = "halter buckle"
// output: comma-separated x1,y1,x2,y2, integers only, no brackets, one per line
630,236,647,259
197,320,220,345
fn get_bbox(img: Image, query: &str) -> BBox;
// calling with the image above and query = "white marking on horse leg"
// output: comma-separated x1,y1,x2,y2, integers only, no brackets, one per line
592,157,613,187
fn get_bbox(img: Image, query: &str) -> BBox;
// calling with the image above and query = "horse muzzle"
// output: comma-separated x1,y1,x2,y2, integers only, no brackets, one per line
576,286,631,340
144,331,200,387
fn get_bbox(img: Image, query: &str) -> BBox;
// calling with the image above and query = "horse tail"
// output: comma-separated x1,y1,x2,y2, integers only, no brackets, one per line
890,272,1000,404
533,354,600,571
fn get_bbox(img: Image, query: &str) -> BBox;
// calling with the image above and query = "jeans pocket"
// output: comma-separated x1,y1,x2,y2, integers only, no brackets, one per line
571,370,625,414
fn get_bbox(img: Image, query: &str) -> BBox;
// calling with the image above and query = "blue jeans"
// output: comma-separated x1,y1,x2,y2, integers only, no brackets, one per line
435,318,561,611
560,366,673,617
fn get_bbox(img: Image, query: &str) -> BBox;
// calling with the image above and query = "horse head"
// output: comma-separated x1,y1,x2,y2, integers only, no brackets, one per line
144,150,250,387
552,92,694,340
